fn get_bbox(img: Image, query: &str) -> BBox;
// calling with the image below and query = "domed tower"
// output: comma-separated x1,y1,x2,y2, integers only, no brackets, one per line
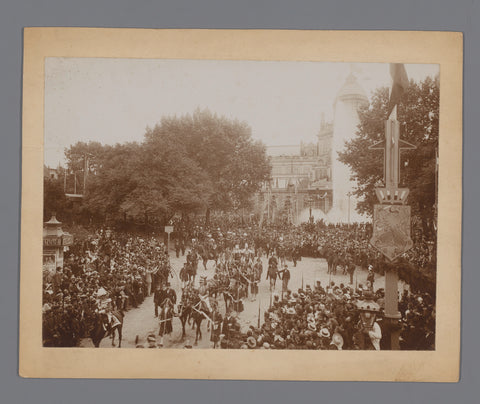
328,72,369,223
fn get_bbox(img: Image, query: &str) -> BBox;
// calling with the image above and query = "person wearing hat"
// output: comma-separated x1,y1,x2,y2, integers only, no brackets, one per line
174,236,181,258
147,332,159,348
251,257,263,300
222,309,239,341
315,281,325,294
210,303,223,349
179,263,189,289
279,264,291,297
347,260,356,285
164,282,177,310
330,332,344,350
247,336,257,349
266,255,279,292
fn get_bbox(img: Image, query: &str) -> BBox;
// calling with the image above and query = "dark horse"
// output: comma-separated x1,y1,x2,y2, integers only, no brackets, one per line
197,243,219,271
178,294,212,346
327,252,339,275
90,310,124,348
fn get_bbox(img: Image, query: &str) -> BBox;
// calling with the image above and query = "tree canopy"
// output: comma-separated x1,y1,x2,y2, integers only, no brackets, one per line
338,76,439,231
147,109,271,213
61,109,271,225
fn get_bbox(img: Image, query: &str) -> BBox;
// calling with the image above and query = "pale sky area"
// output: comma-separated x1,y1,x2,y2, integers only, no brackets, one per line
44,58,438,167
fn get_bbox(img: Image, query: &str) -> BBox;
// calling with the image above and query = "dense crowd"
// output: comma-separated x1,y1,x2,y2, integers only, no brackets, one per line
42,213,436,349
214,281,435,351
42,230,172,347
172,215,436,295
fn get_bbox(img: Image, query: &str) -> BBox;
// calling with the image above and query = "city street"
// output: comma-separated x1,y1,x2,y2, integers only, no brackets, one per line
81,253,405,349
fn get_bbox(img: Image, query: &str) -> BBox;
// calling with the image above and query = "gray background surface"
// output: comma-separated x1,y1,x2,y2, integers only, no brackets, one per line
0,0,476,402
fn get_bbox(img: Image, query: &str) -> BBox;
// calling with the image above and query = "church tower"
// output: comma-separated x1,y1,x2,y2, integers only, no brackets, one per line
328,72,369,223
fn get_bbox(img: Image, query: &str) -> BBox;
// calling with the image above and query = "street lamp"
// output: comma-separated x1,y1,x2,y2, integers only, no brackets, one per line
356,291,380,330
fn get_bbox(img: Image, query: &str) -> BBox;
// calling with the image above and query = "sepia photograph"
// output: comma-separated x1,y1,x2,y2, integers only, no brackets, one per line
20,28,462,380
42,57,438,351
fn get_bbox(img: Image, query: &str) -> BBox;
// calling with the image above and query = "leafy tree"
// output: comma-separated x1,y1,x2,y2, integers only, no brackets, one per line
64,141,107,175
44,176,68,221
338,76,439,232
121,134,211,223
82,142,140,222
147,109,271,218
62,109,271,226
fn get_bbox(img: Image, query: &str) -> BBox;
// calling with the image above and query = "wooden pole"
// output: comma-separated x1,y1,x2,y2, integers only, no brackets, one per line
257,299,261,328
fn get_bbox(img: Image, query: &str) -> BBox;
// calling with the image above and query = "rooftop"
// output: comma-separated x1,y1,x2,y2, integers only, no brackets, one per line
336,73,368,104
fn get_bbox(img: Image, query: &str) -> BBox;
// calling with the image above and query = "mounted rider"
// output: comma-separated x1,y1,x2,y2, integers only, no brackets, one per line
198,276,213,313
266,254,279,291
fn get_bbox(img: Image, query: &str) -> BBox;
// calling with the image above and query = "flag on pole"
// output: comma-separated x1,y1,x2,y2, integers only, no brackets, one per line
387,63,409,119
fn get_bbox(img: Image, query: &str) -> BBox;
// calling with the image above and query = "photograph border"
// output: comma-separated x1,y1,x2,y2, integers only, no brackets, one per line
20,28,463,380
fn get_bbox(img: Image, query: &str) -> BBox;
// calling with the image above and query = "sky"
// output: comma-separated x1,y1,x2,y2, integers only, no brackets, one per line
44,58,438,168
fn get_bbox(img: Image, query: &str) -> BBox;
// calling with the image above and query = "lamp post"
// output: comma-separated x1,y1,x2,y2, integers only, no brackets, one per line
356,291,381,349
357,291,380,329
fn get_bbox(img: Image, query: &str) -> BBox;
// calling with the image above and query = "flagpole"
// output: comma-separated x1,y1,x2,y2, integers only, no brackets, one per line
257,299,261,328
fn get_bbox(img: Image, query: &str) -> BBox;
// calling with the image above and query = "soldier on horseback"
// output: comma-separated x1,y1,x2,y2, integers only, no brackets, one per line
179,262,189,289
266,254,279,292
186,248,198,284
198,276,213,313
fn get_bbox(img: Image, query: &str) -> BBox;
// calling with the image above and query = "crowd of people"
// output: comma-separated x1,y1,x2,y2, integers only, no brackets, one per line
171,215,436,295
42,213,436,350
42,230,172,347
211,282,435,351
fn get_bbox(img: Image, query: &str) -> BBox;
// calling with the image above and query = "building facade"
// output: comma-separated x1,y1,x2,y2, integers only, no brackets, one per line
256,118,334,225
256,72,368,225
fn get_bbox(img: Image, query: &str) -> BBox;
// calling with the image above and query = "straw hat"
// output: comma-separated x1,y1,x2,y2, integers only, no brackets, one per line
319,328,330,338
247,336,257,348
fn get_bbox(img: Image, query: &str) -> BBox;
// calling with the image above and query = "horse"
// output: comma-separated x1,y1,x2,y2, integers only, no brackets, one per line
338,254,349,275
186,261,197,285
203,274,229,299
327,253,339,275
179,264,191,288
158,298,174,346
90,310,124,348
197,243,219,271
178,293,213,345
